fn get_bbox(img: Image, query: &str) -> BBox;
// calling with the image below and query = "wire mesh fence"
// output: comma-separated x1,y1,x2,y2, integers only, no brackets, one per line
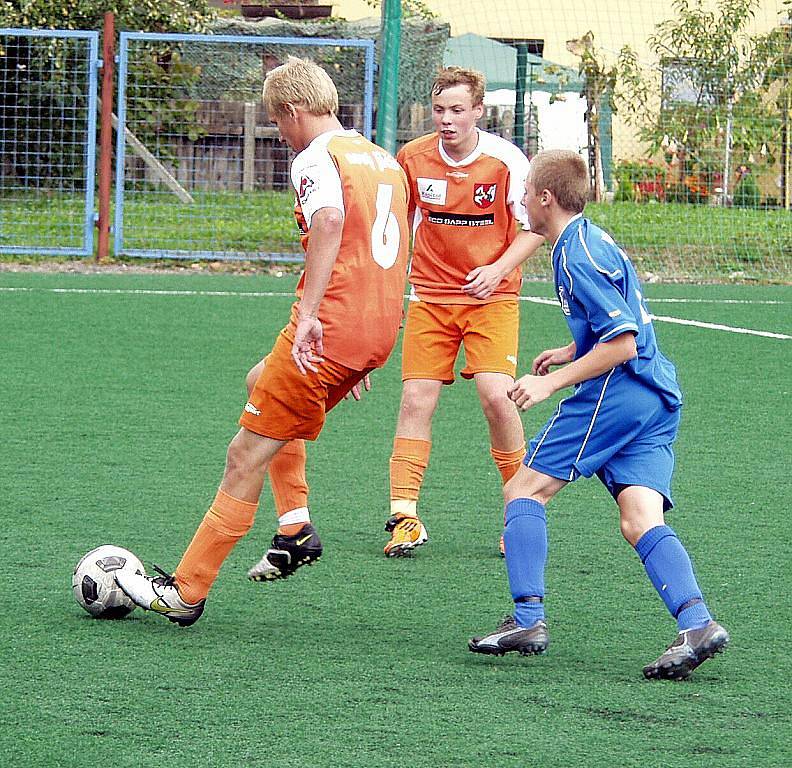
394,0,791,281
0,28,98,256
2,3,790,281
114,31,374,261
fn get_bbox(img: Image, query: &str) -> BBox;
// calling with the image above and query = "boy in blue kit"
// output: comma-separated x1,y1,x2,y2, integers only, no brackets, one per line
468,150,728,680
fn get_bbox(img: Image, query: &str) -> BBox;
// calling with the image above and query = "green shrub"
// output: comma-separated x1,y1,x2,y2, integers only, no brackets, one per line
733,173,761,208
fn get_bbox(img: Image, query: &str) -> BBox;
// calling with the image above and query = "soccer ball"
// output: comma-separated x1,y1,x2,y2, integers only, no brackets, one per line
72,545,146,619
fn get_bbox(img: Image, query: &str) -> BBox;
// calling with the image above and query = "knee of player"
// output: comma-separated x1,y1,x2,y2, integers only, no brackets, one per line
619,512,649,547
479,390,519,424
225,437,262,481
399,386,439,422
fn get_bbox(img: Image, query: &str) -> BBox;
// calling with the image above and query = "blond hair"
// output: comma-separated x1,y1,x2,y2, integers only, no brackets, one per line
262,56,338,117
529,150,590,213
431,67,485,106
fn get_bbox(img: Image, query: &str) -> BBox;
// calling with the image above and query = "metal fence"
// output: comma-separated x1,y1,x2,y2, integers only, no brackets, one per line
0,28,98,257
114,31,375,261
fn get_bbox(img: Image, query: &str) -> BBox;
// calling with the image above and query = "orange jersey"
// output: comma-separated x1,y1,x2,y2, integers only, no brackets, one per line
291,130,410,370
397,130,531,304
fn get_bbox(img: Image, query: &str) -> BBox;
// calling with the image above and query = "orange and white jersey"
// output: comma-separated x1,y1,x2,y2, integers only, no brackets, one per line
397,129,531,304
290,129,410,370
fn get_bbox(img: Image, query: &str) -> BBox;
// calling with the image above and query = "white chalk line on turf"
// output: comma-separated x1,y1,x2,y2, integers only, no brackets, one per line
650,314,791,339
519,295,791,339
0,286,296,298
1,286,789,339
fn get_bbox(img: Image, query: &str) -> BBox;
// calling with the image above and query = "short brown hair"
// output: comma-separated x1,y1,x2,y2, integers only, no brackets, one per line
528,150,590,213
431,67,485,106
262,56,338,118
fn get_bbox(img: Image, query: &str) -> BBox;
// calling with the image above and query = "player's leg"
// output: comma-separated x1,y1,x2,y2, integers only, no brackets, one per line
474,371,525,555
386,302,459,557
474,372,526,480
470,383,612,656
615,485,729,679
243,356,318,579
464,301,525,554
267,439,309,536
385,378,440,555
600,402,728,679
244,342,365,582
247,358,312,538
115,427,285,625
469,465,565,655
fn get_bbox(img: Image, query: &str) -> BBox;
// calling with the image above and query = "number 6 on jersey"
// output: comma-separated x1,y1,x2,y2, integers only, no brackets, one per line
371,183,400,268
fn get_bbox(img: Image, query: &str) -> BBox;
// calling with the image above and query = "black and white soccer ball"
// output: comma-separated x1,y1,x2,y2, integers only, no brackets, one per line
72,545,146,619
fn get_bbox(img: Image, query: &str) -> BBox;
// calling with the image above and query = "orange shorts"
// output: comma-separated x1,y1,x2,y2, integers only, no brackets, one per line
239,330,369,441
401,299,519,383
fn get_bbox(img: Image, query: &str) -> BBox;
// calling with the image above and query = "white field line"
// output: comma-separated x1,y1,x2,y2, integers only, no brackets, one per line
1,286,790,339
519,296,792,340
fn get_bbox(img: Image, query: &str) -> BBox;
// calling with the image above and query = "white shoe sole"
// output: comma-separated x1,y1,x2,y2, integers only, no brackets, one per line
385,525,428,557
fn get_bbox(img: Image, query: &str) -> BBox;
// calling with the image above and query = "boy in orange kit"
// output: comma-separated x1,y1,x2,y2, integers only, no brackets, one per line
384,67,545,557
116,57,410,625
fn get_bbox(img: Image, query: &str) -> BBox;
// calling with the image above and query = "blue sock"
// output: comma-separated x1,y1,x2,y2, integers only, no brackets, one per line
503,498,547,628
634,525,712,631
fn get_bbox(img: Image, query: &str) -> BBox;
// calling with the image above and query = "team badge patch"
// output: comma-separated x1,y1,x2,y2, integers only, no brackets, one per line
417,177,447,205
473,183,497,209
298,174,316,204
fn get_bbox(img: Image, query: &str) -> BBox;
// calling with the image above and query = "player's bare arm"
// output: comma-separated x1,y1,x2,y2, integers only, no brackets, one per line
532,341,576,375
509,332,636,410
462,230,545,300
292,206,344,375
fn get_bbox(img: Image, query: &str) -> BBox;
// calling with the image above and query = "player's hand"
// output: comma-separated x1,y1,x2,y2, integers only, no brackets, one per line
291,316,324,375
531,343,576,375
508,374,555,410
462,264,504,300
345,373,372,401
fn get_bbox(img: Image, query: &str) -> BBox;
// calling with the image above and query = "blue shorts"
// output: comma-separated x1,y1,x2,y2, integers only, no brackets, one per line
525,370,681,510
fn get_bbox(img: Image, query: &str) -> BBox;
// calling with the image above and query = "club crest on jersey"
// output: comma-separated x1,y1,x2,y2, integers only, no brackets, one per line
473,183,497,209
298,174,316,204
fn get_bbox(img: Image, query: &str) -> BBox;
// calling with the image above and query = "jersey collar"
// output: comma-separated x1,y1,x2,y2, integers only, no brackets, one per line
551,213,584,257
437,128,484,167
304,128,360,153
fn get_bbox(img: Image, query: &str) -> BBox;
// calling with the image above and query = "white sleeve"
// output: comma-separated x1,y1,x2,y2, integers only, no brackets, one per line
506,151,531,230
290,146,345,229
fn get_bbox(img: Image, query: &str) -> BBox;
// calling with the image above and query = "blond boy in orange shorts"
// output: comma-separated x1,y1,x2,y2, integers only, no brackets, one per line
384,67,545,557
116,57,409,626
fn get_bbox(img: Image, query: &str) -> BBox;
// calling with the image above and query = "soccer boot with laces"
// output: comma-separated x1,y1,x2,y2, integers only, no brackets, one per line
642,620,729,680
114,565,205,627
383,513,428,557
247,523,323,581
468,615,549,656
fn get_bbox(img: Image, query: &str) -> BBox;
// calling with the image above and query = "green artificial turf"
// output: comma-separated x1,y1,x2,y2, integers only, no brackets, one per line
0,272,790,767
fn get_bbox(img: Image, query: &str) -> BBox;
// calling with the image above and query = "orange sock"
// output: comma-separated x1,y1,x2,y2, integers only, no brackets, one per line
490,443,527,484
268,439,310,536
174,488,258,603
389,436,431,517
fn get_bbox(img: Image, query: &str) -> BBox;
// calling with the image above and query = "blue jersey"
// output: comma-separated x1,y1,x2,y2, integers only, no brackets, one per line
552,215,682,410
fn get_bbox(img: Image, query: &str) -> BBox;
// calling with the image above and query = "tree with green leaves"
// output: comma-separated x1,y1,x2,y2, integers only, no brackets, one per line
566,31,618,203
617,0,790,205
0,1,216,186
0,1,215,33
